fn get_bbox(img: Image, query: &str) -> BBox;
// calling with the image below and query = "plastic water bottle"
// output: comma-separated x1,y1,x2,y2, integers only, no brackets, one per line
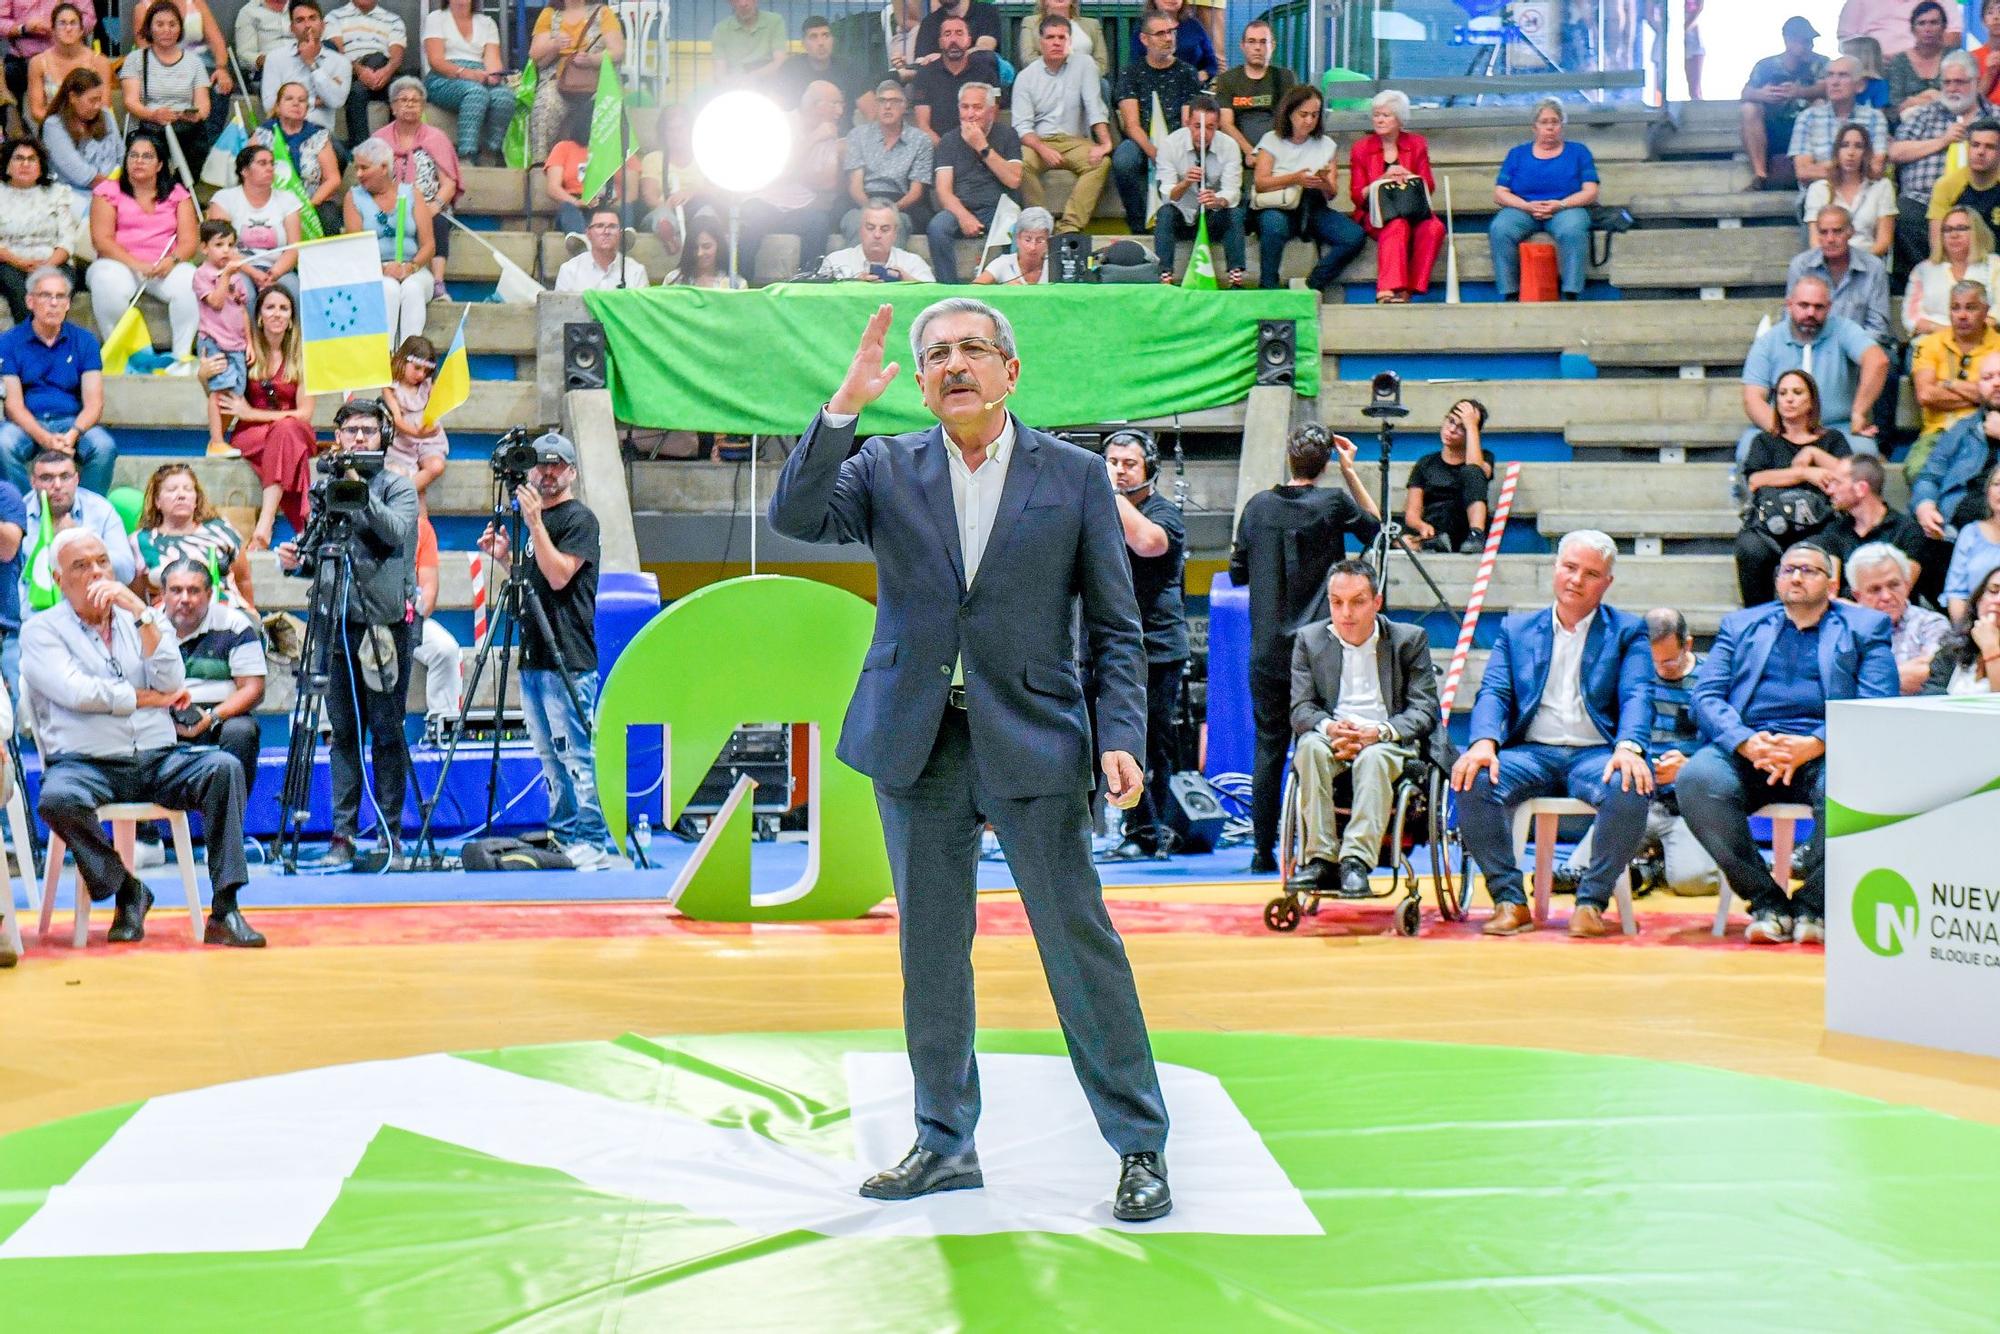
634,815,653,865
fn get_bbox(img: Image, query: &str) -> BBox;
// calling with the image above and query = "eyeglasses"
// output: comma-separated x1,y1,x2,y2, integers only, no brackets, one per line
28,289,69,302
337,422,382,438
1777,563,1831,579
919,337,1005,369
1944,224,1975,233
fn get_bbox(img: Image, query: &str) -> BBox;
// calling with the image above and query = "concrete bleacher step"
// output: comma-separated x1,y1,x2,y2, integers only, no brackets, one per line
1324,107,1663,165
1323,298,1771,366
1623,191,1797,223
1320,377,1744,433
1384,553,1739,616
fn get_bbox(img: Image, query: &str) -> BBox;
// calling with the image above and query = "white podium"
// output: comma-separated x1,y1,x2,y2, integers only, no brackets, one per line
1827,695,2000,1060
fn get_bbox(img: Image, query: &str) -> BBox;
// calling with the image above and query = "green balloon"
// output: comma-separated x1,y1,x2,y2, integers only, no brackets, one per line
106,486,144,534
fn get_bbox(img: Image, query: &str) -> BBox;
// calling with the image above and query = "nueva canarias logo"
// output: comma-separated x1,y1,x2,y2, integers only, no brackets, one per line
1852,868,1919,958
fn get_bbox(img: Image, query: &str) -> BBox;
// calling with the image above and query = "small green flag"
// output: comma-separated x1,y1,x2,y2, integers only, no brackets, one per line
504,62,538,171
268,129,323,241
1182,208,1218,290
27,493,59,611
579,56,628,207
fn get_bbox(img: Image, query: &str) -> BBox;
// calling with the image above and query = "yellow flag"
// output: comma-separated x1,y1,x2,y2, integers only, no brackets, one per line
99,304,151,375
422,306,471,431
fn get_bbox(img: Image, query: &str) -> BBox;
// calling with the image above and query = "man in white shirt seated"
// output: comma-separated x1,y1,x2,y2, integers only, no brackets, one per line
21,530,262,949
975,205,1052,284
554,206,652,292
819,197,937,281
261,0,355,136
1152,95,1246,285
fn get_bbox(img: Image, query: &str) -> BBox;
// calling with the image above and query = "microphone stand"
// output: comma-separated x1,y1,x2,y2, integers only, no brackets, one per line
1362,404,1455,616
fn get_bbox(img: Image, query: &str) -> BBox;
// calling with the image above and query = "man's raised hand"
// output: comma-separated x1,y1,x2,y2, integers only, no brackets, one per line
829,303,902,416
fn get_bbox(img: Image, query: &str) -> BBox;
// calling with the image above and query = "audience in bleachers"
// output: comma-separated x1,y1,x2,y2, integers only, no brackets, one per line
638,103,700,250
1923,112,2000,240
820,196,933,281
0,265,114,494
1887,52,1993,274
132,461,251,608
372,76,459,297
1402,398,1491,554
383,334,447,501
1349,89,1441,304
1908,280,2000,472
1127,0,1214,83
1679,541,1897,944
1887,1,1954,121
324,0,404,146
1250,83,1362,296
544,126,638,234
1150,94,1241,285
1213,20,1293,166
1843,34,1891,108
553,203,648,291
662,212,742,288
1802,123,1897,255
207,143,301,297
421,0,508,165
529,0,621,157
1903,205,2000,335
235,0,291,90
1790,204,1891,339
1943,463,2000,619
21,450,132,610
1736,368,1849,605
1489,98,1599,302
123,0,213,177
1819,454,1932,599
1976,0,2000,96
1914,350,2000,578
42,68,117,220
260,1,349,139
909,15,1002,142
737,80,843,276
1923,561,2000,692
1013,15,1111,235
708,0,784,83
253,79,342,235
916,0,1001,63
928,80,1020,284
1111,10,1202,235
1741,17,1829,191
1018,0,1105,81
1742,277,1889,462
773,15,869,114
219,284,313,548
843,78,931,238
344,137,433,344
0,137,78,323
1790,56,1889,185
1847,541,1948,692
23,3,108,128
974,205,1050,283
192,217,252,450
86,130,200,366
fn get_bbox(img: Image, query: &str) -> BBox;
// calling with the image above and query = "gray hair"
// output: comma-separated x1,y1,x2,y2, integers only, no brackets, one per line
1787,272,1831,300
860,195,900,219
910,297,1017,362
1943,49,1980,80
1846,541,1912,584
1557,529,1617,568
1533,95,1566,126
389,74,425,102
1813,204,1853,230
1015,206,1054,236
1643,607,1689,646
1826,54,1860,77
350,137,393,170
47,526,101,569
875,77,903,97
26,264,71,296
1951,277,1991,304
959,81,997,106
1370,89,1410,125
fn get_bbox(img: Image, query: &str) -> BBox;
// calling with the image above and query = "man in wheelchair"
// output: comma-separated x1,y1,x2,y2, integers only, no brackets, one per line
1287,560,1444,898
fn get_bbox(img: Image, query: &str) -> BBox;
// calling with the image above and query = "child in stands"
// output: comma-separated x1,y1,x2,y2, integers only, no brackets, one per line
193,220,256,454
384,334,449,509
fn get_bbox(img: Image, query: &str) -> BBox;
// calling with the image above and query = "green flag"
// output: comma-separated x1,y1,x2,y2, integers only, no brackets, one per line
1182,208,1218,289
504,61,538,171
579,56,627,207
26,492,59,611
268,130,323,241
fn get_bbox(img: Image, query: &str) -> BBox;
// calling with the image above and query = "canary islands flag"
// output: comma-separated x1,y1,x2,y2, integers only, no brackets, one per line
422,306,470,430
298,232,391,396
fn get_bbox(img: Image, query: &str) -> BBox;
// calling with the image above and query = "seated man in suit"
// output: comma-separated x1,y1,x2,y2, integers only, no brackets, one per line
1677,540,1898,945
1288,560,1442,898
1450,530,1656,938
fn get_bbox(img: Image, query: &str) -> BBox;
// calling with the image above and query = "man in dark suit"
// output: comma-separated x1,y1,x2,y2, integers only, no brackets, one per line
1451,531,1657,938
1678,540,1897,945
1228,426,1381,873
1288,560,1442,897
768,298,1172,1222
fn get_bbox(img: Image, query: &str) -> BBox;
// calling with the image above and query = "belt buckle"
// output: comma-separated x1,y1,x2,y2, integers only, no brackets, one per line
947,685,967,710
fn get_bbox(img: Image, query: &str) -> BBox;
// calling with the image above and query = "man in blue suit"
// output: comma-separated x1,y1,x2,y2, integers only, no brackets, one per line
1677,541,1898,945
1451,531,1657,937
768,299,1172,1222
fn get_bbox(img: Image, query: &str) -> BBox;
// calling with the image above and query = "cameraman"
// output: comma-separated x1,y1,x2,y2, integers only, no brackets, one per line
277,399,419,868
476,433,622,869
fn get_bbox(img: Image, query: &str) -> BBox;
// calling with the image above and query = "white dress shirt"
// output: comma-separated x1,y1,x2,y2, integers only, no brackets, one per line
819,244,936,282
1525,605,1608,747
20,602,185,757
260,41,354,131
1329,623,1388,729
553,251,651,292
1154,126,1243,221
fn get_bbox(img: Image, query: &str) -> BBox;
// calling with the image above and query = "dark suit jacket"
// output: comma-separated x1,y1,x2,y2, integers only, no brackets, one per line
1694,601,1898,752
1468,603,1654,750
768,410,1147,797
1289,616,1447,765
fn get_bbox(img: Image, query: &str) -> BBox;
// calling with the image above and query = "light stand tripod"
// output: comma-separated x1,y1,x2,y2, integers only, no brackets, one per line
412,455,592,865
277,529,354,872
1361,371,1455,617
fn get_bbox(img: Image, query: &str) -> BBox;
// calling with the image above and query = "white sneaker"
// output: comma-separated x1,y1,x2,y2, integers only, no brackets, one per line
565,844,627,872
1745,910,1793,944
134,840,167,869
1792,915,1825,945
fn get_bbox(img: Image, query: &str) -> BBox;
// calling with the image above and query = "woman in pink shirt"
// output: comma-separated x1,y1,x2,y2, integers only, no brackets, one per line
84,126,199,359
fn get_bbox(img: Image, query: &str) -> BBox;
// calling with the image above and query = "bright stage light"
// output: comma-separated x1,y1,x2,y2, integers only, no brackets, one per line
691,90,793,195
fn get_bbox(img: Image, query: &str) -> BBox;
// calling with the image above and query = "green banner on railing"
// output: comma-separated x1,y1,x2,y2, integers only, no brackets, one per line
579,283,1320,436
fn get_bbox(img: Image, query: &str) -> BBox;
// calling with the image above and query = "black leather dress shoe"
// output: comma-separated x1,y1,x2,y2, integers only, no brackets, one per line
1338,859,1374,898
106,881,154,944
1248,849,1278,876
1287,857,1337,892
859,1146,984,1201
205,893,266,949
1113,1151,1172,1222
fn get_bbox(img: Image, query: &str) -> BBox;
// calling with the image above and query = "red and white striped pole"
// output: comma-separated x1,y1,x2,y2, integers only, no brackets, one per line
1438,462,1522,716
468,551,487,646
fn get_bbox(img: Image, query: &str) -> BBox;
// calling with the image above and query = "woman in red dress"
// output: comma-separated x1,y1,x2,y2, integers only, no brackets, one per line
1347,88,1445,304
214,285,316,549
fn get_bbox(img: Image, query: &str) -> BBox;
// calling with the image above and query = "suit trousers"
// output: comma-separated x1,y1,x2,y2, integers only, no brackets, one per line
1676,746,1826,917
39,747,250,903
1122,658,1183,850
875,706,1169,1158
1020,133,1112,234
1293,732,1412,867
1248,666,1292,857
1458,741,1650,909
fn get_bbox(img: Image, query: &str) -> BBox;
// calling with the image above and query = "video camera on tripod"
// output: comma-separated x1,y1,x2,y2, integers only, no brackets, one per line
488,426,541,486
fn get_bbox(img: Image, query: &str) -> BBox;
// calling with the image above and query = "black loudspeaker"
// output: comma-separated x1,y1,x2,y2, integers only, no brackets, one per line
563,321,608,390
1053,233,1094,283
1163,771,1227,853
1255,319,1296,387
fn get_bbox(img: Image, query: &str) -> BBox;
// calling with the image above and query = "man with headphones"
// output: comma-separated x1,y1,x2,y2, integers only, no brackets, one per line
277,396,419,870
1104,430,1188,858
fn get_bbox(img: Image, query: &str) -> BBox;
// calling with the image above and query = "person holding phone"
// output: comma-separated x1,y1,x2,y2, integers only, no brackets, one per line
818,197,936,280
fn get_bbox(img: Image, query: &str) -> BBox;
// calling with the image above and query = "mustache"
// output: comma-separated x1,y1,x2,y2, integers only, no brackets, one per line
941,374,978,391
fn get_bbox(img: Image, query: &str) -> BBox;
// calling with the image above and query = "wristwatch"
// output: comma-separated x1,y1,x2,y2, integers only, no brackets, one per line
137,607,167,631
1615,739,1645,756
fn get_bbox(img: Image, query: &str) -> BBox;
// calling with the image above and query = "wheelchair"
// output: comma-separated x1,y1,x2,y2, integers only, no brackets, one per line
1265,751,1468,937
